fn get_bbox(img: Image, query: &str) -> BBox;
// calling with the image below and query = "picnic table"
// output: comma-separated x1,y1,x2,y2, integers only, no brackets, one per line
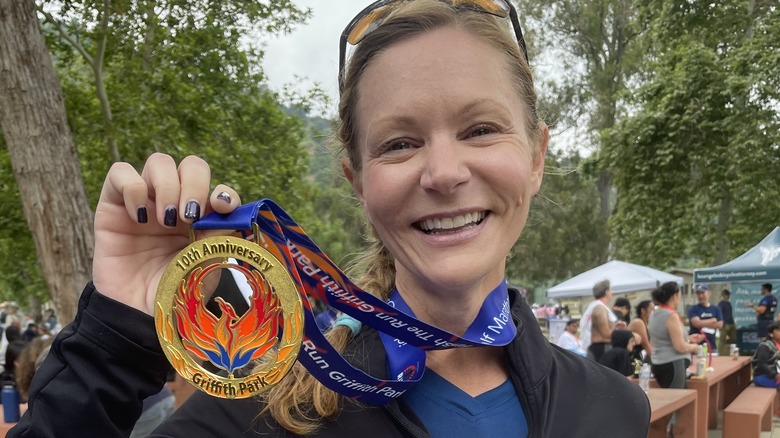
687,356,751,438
648,388,698,438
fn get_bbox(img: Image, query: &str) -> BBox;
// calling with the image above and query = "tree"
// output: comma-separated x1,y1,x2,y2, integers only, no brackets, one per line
518,0,646,221
0,0,94,323
602,0,780,268
509,150,610,293
38,0,312,206
0,142,48,306
1,0,318,320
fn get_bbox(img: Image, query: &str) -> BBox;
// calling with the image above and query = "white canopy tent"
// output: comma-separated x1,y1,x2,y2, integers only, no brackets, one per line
547,260,684,298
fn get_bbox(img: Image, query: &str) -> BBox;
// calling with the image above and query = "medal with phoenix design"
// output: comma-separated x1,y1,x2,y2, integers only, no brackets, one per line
155,235,304,399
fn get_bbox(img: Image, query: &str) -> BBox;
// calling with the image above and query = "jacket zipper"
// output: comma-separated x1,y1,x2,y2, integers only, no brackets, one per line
383,402,428,438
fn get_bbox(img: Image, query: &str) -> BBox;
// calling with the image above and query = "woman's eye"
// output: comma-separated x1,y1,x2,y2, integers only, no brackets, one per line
467,125,495,138
385,140,413,152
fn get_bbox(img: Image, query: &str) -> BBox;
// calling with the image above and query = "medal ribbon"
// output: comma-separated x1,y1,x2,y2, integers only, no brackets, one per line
193,199,516,405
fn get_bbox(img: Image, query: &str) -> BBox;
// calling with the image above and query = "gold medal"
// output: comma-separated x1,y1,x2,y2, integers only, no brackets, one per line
155,235,304,399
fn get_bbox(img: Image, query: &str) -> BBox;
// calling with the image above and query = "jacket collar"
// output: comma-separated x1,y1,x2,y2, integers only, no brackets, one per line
342,287,554,387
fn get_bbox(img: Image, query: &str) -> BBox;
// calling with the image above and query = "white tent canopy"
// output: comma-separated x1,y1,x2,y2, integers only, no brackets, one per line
547,260,684,298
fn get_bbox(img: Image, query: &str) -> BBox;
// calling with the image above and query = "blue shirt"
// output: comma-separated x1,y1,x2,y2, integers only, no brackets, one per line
402,369,527,437
717,300,734,325
758,295,778,320
687,304,723,348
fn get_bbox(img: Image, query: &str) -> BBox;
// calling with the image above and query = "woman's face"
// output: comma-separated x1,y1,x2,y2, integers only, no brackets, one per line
345,26,547,293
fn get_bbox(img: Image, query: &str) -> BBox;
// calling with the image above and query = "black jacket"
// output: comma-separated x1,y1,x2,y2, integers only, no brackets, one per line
752,338,780,379
10,283,649,437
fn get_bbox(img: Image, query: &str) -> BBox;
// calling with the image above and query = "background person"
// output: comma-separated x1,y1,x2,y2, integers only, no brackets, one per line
717,289,736,356
13,336,53,401
748,283,777,339
649,282,704,388
581,279,626,361
599,330,640,377
613,297,631,325
9,1,650,437
628,300,653,363
752,321,780,389
2,302,21,330
687,284,723,352
22,323,38,342
43,309,57,333
2,325,27,383
556,319,585,356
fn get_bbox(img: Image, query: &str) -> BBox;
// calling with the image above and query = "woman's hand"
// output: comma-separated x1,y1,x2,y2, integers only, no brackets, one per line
688,333,705,344
92,153,241,315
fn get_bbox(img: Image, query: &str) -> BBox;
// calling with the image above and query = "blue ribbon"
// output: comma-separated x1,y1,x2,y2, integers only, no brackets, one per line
193,199,516,405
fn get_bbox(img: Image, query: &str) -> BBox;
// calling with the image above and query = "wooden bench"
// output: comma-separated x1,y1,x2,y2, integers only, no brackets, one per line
722,386,776,438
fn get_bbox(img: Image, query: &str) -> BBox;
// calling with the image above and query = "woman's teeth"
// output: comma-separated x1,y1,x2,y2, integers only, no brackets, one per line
418,212,486,234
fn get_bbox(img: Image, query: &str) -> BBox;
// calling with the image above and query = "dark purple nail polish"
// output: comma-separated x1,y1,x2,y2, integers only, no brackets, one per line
216,191,232,204
164,206,177,227
137,206,148,224
184,201,200,220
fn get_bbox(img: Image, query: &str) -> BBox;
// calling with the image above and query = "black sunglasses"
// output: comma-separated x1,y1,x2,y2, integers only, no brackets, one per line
338,0,529,94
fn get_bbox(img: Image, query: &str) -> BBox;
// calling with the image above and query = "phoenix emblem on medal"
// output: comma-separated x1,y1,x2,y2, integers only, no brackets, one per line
155,235,304,399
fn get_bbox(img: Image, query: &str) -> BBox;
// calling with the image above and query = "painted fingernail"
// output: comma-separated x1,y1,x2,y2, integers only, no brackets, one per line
184,201,201,220
164,206,177,227
137,206,148,224
216,191,231,204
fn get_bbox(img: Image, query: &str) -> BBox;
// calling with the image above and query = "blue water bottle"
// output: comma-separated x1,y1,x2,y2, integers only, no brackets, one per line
2,384,20,422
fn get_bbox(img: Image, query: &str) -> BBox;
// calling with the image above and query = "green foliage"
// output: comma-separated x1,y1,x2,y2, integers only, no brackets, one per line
5,0,776,305
37,0,318,208
603,0,780,267
519,0,647,133
509,151,610,286
296,119,365,268
0,1,344,305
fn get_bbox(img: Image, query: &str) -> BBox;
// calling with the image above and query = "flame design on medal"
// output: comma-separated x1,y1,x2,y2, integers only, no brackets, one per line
174,263,281,376
155,235,304,399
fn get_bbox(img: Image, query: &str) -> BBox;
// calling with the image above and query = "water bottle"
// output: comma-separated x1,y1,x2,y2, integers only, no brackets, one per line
696,356,706,377
2,384,20,422
639,363,651,393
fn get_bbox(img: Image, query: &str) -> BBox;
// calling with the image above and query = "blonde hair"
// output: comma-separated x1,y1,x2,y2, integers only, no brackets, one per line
261,1,541,434
15,336,54,399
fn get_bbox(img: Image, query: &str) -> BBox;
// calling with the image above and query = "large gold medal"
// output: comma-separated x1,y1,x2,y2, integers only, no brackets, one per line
155,235,304,399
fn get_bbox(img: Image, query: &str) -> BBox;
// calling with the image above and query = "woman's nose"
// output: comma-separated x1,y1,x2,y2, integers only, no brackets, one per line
419,137,471,194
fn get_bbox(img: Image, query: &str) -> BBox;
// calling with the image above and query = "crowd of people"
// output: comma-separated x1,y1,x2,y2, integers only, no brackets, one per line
554,280,725,387
0,302,59,400
554,277,780,408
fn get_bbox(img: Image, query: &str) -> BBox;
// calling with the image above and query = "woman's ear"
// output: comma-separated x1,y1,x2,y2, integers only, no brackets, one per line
341,156,364,204
531,122,549,194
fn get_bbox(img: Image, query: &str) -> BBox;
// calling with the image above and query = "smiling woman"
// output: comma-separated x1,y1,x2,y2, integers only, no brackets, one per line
9,1,649,438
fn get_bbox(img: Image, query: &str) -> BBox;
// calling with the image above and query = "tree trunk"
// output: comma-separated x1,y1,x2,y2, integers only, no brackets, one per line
597,169,613,218
714,189,734,265
0,0,94,324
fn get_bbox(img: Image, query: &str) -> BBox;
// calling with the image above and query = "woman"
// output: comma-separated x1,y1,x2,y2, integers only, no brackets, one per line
752,321,780,389
598,329,639,376
10,1,649,437
648,282,704,388
628,300,654,362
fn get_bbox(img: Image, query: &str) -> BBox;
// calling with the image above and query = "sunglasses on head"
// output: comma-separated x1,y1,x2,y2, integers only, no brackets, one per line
338,0,529,94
